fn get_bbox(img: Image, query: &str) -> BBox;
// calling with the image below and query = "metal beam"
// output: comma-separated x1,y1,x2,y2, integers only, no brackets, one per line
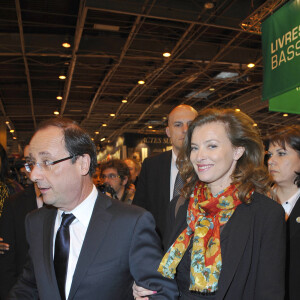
60,0,88,115
15,0,36,128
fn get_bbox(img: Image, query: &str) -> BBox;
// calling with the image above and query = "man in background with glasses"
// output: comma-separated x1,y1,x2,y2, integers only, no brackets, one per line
8,118,178,300
100,159,134,204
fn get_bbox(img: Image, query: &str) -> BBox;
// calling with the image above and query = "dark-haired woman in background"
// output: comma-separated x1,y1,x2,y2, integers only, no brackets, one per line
134,108,285,300
267,125,300,300
0,144,23,218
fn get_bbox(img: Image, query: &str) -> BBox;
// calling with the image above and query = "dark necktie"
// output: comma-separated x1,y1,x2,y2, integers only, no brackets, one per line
54,213,75,300
173,171,184,198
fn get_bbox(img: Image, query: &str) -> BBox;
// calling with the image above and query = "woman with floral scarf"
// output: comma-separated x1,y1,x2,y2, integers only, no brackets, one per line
133,108,285,300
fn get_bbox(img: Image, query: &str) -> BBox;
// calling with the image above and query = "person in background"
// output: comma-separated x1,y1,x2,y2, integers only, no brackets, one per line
0,145,43,299
133,104,197,242
8,117,178,300
132,151,141,163
92,164,103,187
0,144,23,218
267,125,300,300
124,158,141,187
100,159,134,204
134,108,286,300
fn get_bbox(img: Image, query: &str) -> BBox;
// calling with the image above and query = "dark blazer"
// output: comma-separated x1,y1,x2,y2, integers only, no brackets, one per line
0,184,37,300
286,196,300,300
165,192,286,300
8,192,178,300
133,150,172,240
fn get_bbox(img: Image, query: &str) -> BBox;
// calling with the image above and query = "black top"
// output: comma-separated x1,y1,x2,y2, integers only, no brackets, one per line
164,192,286,300
176,226,227,300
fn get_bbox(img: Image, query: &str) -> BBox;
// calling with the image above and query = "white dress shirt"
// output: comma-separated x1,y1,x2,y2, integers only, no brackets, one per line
53,185,98,299
170,150,178,201
281,188,300,216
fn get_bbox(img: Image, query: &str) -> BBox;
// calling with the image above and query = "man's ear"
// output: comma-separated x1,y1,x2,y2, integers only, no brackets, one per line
122,176,128,186
166,127,170,138
79,154,91,176
234,146,245,161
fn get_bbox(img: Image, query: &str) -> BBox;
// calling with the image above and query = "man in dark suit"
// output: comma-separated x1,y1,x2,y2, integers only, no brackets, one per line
0,184,40,299
8,118,178,300
133,104,197,242
0,145,44,300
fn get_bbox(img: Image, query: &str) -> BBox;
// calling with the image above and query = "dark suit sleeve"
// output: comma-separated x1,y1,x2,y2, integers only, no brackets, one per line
132,158,148,209
129,211,178,299
0,198,18,299
254,204,286,300
7,215,39,300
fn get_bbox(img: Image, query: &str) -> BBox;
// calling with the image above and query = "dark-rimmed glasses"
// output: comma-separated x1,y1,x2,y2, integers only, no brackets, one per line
100,173,120,180
24,155,76,173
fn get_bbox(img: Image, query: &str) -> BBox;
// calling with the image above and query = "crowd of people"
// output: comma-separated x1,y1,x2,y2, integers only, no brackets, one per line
0,105,298,300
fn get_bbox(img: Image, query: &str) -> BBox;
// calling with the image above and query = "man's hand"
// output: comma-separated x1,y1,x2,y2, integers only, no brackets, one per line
0,237,9,254
132,282,157,300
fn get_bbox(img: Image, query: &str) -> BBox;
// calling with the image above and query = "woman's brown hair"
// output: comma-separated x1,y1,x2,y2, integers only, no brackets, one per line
178,108,271,203
266,125,300,187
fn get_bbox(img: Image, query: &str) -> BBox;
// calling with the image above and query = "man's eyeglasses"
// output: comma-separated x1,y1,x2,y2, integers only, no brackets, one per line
24,155,76,173
100,173,120,180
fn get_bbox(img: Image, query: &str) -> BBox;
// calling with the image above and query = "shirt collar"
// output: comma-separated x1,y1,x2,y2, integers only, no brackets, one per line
171,149,178,166
57,185,98,228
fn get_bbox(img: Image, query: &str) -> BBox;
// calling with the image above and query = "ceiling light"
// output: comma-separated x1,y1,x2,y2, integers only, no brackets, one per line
110,113,115,117
59,75,66,80
209,88,215,91
235,108,241,112
204,2,215,9
283,113,288,117
91,138,94,141
148,125,153,129
54,111,59,115
138,80,145,85
163,52,171,58
56,96,63,100
122,99,127,103
95,131,99,135
214,72,238,80
62,42,71,48
5,121,9,125
10,129,14,133
102,124,107,127
253,123,258,127
100,137,106,142
13,136,17,140
185,91,211,99
162,116,167,120
247,63,255,68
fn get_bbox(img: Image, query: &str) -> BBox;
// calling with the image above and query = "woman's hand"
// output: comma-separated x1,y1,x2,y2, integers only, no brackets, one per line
132,282,157,299
0,237,9,254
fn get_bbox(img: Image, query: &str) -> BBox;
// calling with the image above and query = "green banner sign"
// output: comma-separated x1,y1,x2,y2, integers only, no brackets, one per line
262,0,300,113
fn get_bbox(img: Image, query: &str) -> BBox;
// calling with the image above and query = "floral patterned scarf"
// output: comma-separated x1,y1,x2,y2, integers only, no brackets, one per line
158,182,252,293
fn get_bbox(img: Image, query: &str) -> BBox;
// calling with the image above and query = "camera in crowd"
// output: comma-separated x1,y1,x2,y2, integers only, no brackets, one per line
97,183,118,199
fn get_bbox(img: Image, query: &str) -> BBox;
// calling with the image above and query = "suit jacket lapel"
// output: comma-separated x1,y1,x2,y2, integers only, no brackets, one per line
167,198,189,249
162,151,172,202
43,207,60,289
68,194,112,299
217,203,252,298
287,196,300,239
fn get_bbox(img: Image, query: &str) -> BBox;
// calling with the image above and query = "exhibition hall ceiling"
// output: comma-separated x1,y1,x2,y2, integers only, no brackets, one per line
0,0,298,150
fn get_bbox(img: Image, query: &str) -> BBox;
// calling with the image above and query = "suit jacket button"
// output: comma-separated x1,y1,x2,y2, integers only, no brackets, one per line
296,217,300,223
